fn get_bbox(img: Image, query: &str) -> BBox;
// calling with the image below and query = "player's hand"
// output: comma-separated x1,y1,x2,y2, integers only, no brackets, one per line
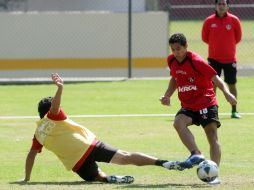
51,73,63,87
160,96,170,106
225,93,237,105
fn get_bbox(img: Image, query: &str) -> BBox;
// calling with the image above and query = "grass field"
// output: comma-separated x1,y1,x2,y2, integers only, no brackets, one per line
170,20,254,65
0,77,254,190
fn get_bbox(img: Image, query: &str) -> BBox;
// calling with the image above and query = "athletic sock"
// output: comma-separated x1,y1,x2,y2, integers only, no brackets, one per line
191,150,201,155
232,105,237,112
155,159,168,166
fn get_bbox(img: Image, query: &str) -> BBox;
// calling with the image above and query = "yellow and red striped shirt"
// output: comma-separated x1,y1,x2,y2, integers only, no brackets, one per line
32,109,97,171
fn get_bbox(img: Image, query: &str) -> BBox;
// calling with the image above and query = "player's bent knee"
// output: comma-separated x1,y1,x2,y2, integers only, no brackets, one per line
173,119,185,130
173,121,179,129
173,114,190,130
173,117,181,129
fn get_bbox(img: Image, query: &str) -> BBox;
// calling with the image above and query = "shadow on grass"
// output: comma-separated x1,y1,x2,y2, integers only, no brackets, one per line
9,181,103,186
219,117,232,121
122,183,212,189
10,181,212,188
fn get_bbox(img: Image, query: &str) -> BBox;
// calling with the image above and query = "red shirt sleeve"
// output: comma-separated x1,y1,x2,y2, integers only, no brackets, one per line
195,59,217,79
167,54,175,76
234,17,242,44
31,136,43,152
190,52,217,79
47,108,67,121
202,18,209,44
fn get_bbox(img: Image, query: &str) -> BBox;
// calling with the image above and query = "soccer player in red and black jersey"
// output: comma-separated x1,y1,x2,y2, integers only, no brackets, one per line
160,33,237,184
22,73,181,184
202,0,242,119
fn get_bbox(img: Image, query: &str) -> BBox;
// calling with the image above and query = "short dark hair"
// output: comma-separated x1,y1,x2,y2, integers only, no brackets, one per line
38,96,53,118
215,0,229,4
168,33,187,46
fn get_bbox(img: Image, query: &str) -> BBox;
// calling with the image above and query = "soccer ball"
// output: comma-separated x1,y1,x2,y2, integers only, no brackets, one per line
197,160,219,182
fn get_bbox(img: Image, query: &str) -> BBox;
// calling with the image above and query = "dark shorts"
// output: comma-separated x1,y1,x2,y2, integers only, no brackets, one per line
208,58,237,84
76,141,118,181
176,105,221,128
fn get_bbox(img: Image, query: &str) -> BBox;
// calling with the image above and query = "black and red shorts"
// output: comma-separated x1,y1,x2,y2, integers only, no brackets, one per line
208,58,237,84
76,141,117,181
176,105,221,128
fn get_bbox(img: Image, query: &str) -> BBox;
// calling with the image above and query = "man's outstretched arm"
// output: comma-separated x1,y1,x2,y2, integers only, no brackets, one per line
23,149,39,182
50,73,64,115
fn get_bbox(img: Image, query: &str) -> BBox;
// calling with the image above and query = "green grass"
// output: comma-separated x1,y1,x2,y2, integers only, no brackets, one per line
169,20,254,64
0,77,254,189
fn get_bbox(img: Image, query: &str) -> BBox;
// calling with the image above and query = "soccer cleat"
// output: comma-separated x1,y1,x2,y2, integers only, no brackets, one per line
231,111,241,119
179,154,205,170
163,161,185,171
106,175,134,184
163,154,205,171
207,177,221,185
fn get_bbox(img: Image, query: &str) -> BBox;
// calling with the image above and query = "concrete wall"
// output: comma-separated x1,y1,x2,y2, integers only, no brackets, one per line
0,11,168,71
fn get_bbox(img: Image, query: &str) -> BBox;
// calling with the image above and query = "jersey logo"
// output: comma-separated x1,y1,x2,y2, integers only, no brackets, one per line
226,24,232,30
178,85,197,92
37,119,56,143
211,23,217,28
189,77,195,83
176,70,187,75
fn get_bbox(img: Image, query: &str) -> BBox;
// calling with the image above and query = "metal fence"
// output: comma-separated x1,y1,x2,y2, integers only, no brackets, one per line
153,0,254,66
0,0,253,80
158,0,254,20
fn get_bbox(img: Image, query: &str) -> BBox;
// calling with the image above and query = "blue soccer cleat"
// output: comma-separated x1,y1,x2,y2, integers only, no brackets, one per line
180,154,205,169
164,154,205,171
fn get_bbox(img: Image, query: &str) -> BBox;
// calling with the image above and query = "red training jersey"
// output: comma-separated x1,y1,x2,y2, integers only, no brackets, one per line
202,12,242,63
168,51,217,111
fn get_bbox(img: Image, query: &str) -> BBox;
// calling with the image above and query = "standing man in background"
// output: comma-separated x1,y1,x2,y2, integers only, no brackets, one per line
202,0,242,118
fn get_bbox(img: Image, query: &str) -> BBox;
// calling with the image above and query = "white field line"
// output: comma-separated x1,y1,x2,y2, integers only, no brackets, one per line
0,113,253,120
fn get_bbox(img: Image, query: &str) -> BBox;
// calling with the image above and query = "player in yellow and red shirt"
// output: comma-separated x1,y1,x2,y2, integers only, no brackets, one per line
160,33,237,185
23,73,182,184
202,0,242,118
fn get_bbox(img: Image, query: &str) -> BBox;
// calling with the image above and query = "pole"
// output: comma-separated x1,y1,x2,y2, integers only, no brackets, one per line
128,0,132,78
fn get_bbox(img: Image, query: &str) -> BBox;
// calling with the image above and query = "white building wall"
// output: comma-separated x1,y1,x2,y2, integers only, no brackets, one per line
0,11,168,59
27,0,145,12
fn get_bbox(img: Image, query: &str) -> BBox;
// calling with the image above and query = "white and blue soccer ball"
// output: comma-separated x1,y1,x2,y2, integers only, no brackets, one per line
197,160,219,182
